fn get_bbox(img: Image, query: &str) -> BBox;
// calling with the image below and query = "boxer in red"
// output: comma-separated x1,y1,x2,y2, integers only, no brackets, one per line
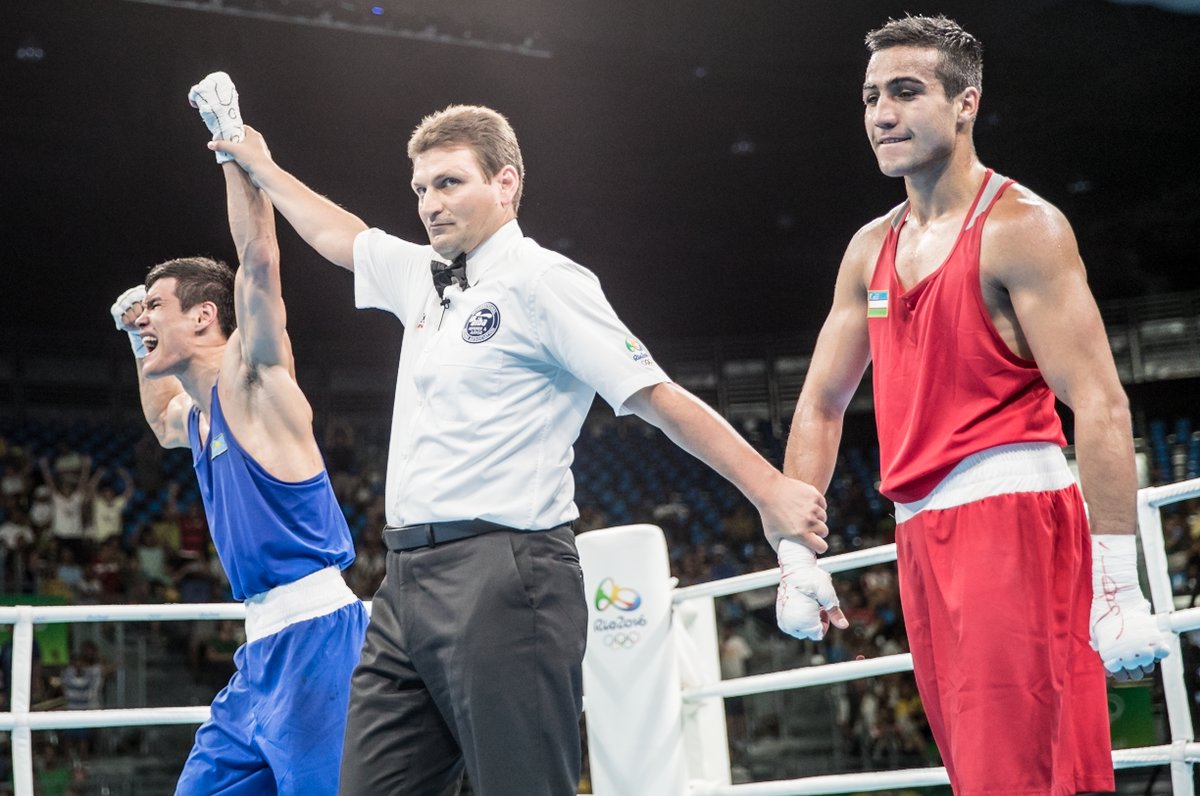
782,14,1169,795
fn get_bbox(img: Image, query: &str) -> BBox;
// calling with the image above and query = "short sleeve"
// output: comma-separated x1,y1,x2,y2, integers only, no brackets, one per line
353,228,432,326
532,262,670,415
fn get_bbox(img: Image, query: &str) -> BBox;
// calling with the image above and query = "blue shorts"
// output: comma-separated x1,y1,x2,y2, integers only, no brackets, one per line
175,601,368,795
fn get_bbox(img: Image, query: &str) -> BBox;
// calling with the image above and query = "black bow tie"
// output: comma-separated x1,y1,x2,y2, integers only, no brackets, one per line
431,253,469,304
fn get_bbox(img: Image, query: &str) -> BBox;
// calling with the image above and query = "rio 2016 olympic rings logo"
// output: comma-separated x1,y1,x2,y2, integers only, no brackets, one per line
603,632,640,650
594,577,642,612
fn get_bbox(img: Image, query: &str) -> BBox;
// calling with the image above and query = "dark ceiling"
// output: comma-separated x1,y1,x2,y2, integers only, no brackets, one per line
4,0,1199,351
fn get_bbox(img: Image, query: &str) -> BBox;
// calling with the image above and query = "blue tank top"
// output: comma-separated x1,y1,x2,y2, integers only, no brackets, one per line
188,385,355,600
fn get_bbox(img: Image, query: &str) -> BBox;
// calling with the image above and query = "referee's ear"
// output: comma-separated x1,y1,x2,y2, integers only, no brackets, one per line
496,164,521,213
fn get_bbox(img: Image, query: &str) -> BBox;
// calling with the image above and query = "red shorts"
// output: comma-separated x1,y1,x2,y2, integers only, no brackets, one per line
897,486,1113,795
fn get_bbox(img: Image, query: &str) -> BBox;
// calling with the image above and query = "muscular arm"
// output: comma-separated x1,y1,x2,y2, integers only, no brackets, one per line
212,126,367,271
225,161,291,372
624,382,829,552
216,135,324,481
783,226,877,490
112,287,191,448
135,361,192,449
987,195,1135,535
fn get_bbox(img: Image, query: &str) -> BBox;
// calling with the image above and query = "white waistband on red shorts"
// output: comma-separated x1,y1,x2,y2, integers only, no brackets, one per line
893,442,1077,524
243,565,358,644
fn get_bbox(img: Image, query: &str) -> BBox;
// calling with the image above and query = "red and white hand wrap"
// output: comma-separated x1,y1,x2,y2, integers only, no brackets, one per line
776,539,840,641
1089,534,1169,678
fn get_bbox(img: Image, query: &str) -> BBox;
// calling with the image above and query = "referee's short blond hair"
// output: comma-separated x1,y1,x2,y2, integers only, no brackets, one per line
408,105,525,213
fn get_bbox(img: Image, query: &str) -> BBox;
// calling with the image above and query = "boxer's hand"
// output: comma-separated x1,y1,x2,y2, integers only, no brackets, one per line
1089,534,1170,681
110,285,147,358
776,539,848,641
188,71,244,163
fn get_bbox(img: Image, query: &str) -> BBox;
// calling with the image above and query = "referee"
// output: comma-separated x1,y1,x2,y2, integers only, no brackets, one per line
212,99,840,795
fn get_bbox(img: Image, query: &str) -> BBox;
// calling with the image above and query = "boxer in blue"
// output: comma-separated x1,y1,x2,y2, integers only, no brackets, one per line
108,73,368,794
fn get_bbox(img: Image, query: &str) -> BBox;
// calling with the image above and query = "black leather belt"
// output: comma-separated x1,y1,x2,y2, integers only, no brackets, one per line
382,519,512,552
382,520,574,552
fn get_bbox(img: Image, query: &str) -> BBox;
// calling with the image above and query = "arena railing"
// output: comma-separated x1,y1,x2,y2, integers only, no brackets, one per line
578,479,1200,795
2,479,1200,795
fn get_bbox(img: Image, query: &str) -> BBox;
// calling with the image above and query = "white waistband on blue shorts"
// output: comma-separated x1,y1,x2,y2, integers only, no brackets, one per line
893,442,1077,524
243,565,358,644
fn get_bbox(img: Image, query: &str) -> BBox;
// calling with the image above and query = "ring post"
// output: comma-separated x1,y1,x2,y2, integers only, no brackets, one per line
12,605,34,796
675,594,732,789
1137,480,1200,796
578,524,688,796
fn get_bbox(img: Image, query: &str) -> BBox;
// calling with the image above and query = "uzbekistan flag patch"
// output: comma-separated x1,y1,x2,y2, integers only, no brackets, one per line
867,290,888,318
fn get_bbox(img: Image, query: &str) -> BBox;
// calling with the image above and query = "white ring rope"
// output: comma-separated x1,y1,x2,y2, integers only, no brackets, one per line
3,478,1198,795
0,602,247,625
684,653,914,702
686,745,1200,796
1168,607,1200,633
690,767,952,795
673,544,899,603
1141,478,1200,507
1112,744,1200,768
0,707,211,731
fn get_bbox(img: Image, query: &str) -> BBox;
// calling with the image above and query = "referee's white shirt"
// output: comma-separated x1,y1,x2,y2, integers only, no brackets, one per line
353,220,670,530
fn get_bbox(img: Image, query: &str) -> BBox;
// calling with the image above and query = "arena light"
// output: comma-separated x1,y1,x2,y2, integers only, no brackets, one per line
14,36,45,62
1106,0,1200,11
120,0,553,58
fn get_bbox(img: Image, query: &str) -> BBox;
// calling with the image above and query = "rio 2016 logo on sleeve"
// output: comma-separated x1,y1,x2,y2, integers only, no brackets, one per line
624,337,654,366
463,302,501,343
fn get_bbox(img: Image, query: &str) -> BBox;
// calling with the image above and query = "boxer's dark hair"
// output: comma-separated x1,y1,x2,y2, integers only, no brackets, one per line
146,256,237,338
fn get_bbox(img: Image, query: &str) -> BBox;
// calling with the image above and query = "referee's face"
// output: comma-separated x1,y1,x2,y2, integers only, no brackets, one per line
411,145,518,260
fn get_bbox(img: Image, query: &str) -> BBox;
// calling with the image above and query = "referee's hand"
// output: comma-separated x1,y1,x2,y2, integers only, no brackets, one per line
759,473,828,553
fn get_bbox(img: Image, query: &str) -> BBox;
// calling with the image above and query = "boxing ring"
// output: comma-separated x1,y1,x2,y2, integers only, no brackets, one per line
2,480,1199,795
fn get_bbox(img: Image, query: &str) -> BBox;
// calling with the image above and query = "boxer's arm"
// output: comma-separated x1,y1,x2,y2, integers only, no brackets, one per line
783,222,876,489
987,192,1166,679
212,127,366,271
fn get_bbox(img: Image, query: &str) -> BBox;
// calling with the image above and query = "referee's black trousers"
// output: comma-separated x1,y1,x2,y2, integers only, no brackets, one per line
338,525,587,795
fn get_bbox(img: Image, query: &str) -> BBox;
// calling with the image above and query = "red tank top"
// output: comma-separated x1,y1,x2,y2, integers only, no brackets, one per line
867,169,1066,503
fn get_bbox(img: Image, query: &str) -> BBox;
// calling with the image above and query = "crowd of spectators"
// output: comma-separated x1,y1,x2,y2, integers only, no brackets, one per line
1,413,1199,790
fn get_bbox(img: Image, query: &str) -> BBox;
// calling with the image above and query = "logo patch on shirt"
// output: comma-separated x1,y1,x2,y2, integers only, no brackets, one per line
867,290,889,318
625,337,655,366
209,433,228,460
463,302,501,343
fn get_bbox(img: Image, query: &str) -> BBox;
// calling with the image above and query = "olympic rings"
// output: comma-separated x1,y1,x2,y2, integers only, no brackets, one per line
603,631,640,649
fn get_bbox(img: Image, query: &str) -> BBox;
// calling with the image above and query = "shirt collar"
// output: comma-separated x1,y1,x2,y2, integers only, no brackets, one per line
464,219,522,283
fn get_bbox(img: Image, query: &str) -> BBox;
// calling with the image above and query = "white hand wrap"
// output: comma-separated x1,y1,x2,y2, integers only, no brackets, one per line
1089,534,1169,676
776,539,840,641
188,71,244,163
110,285,147,358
